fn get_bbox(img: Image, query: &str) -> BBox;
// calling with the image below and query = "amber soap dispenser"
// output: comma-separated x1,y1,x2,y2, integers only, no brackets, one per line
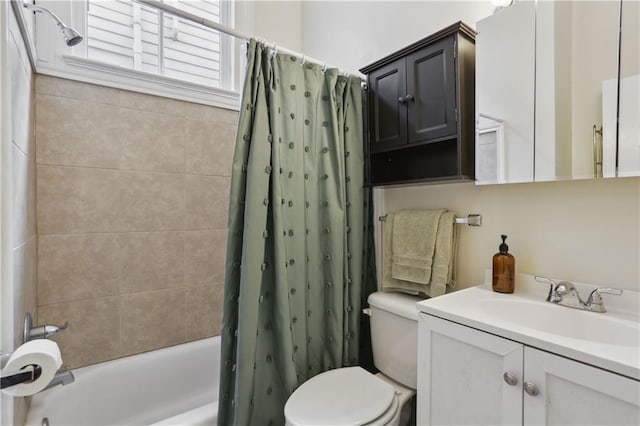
492,235,515,293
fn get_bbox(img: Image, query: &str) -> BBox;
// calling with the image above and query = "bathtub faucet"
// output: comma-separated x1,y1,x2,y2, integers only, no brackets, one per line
42,367,74,392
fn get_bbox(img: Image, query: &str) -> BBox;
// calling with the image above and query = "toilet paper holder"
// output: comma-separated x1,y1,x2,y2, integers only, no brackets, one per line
1,364,42,390
1,313,66,390
1,334,69,395
23,313,68,343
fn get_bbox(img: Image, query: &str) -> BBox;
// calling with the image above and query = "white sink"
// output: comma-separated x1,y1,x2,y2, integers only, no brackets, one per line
417,273,640,380
476,298,640,347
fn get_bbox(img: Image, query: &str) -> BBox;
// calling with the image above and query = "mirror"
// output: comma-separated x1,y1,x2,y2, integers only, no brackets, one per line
476,1,535,184
617,0,640,177
535,0,620,181
476,0,637,184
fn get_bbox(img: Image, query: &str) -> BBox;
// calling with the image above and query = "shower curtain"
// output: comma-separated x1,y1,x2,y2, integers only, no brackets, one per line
218,39,373,425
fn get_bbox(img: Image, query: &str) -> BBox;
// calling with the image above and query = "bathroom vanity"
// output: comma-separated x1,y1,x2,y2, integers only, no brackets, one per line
416,274,640,425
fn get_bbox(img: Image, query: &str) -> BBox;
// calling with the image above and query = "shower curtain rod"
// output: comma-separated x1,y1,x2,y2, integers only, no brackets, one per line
136,0,363,80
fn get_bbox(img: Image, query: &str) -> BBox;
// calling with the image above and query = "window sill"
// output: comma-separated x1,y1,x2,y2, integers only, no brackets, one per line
35,55,241,111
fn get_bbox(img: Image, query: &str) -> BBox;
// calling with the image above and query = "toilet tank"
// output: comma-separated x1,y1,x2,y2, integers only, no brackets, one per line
367,291,422,389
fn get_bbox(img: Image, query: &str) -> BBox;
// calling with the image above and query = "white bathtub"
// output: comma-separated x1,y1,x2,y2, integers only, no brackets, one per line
26,337,220,426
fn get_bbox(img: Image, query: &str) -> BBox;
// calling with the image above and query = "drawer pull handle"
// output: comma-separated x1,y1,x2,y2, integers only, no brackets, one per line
524,381,539,396
503,372,518,386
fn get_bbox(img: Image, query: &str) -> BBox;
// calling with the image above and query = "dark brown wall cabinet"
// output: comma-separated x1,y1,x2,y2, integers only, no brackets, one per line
360,22,476,186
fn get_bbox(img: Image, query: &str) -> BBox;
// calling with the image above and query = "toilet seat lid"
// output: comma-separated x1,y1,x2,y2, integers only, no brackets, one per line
284,366,395,425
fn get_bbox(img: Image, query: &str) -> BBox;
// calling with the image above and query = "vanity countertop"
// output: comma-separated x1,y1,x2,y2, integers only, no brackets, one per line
416,273,640,381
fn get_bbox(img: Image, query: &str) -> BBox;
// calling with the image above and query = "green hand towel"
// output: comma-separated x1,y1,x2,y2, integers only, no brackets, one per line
430,211,458,296
391,209,446,284
382,210,458,298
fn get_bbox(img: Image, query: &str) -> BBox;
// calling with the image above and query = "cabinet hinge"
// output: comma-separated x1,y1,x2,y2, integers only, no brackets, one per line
453,39,457,59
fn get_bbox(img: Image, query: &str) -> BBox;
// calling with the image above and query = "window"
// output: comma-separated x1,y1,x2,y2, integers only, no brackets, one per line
30,0,244,109
85,0,232,89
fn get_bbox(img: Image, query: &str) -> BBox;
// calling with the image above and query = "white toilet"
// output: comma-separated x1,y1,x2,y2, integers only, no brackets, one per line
284,291,421,426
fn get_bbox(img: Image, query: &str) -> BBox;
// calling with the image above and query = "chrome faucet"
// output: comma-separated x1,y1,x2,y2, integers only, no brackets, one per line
42,368,74,392
534,276,623,313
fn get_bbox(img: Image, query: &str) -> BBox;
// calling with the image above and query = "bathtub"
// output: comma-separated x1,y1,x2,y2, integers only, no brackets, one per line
26,336,220,426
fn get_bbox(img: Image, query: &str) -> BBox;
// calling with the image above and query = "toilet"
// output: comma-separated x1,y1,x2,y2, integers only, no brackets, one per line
284,291,421,426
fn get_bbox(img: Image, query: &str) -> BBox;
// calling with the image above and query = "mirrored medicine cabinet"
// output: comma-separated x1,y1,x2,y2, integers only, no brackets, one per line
476,0,639,185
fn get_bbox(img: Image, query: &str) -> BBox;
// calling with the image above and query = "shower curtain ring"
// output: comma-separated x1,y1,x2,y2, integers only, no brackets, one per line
301,55,306,65
322,63,328,73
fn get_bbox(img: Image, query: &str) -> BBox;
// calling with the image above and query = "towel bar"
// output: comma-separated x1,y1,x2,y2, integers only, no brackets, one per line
378,213,482,227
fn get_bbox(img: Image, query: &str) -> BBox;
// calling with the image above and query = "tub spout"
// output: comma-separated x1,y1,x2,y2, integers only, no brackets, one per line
42,368,74,391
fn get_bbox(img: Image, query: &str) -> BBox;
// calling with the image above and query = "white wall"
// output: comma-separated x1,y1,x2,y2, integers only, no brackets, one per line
301,1,494,74
0,3,37,426
300,1,640,292
384,178,639,291
246,0,302,51
0,1,7,419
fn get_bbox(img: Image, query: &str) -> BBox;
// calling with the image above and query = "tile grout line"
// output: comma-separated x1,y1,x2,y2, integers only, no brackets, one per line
37,228,225,237
35,85,239,123
183,228,188,342
35,161,232,178
182,112,188,344
37,286,191,308
37,91,187,119
116,127,124,360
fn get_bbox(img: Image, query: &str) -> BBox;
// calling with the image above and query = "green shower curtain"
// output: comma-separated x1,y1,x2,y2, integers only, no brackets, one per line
218,39,371,425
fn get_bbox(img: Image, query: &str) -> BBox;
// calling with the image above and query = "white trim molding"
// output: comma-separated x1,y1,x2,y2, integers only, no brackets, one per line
16,0,244,110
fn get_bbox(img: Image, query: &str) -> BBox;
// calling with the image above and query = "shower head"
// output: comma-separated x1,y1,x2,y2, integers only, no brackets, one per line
23,1,84,47
60,26,83,47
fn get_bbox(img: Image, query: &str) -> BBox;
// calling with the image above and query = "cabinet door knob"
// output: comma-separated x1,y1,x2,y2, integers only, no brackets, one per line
406,94,414,102
398,96,406,104
503,372,518,386
523,381,539,396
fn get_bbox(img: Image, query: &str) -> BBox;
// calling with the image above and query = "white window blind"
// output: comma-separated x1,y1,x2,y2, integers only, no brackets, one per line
86,0,228,88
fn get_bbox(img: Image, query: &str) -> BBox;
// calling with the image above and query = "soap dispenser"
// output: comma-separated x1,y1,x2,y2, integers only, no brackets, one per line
493,235,515,293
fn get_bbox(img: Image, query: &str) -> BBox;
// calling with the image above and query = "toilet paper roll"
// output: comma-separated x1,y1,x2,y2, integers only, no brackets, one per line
1,340,63,396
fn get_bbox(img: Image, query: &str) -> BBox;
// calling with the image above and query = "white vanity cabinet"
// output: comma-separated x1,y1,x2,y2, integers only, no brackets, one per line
418,314,640,426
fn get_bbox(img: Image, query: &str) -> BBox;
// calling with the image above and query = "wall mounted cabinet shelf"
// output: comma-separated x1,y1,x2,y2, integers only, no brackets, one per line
360,21,476,186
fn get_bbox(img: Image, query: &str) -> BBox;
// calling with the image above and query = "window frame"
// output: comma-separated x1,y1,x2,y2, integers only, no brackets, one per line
30,0,244,110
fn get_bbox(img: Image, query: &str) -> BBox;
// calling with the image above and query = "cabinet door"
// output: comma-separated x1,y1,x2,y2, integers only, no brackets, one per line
418,314,523,425
524,347,640,425
368,59,407,152
406,36,457,144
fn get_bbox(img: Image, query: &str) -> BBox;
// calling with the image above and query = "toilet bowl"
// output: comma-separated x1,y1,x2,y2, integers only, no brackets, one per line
284,367,415,426
284,292,422,426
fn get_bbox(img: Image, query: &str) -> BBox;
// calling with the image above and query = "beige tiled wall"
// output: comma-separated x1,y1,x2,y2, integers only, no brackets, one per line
35,75,237,368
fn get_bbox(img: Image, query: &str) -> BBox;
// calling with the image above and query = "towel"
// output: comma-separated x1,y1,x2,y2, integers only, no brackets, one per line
430,211,458,296
382,210,458,297
391,209,446,284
